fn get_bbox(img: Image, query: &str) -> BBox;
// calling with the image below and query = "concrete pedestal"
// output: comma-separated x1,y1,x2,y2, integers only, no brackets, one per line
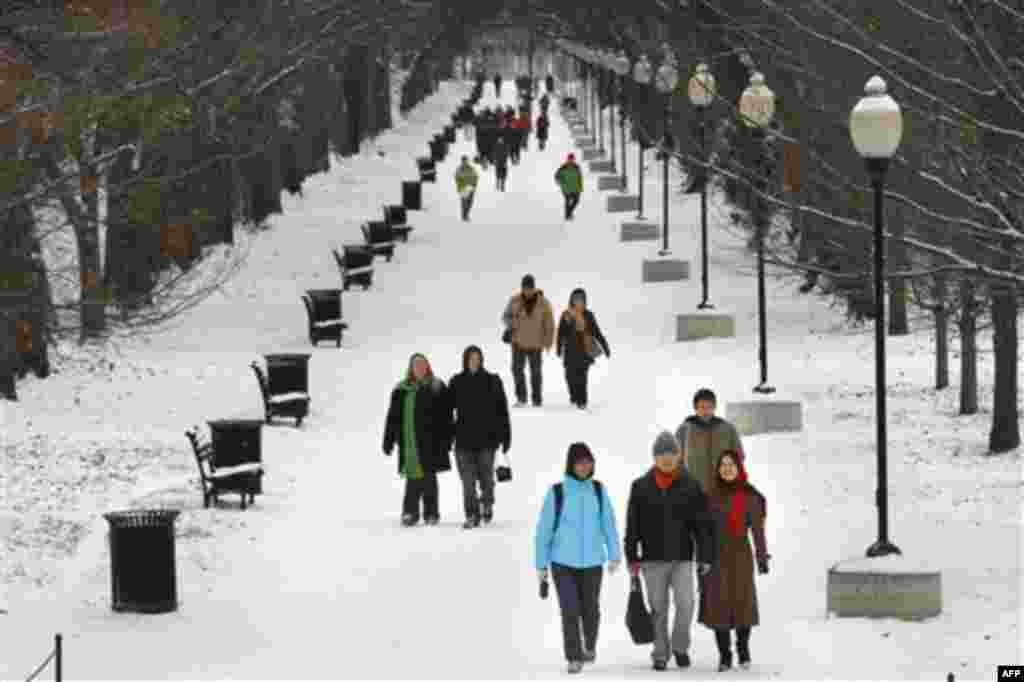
607,195,639,212
598,176,624,191
581,147,602,161
827,555,942,621
726,400,803,435
642,258,690,283
675,313,736,341
589,160,615,173
620,222,659,241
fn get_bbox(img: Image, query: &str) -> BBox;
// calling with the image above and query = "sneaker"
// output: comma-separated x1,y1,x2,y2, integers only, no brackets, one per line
424,516,440,526
532,400,542,407
739,661,751,670
652,660,667,671
567,661,584,674
401,514,418,527
674,652,690,668
462,516,480,530
481,505,493,524
718,654,732,672
514,400,527,408
582,650,595,664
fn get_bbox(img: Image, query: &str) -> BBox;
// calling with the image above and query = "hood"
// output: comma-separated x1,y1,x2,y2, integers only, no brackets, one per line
461,344,485,372
568,288,587,307
564,442,595,481
685,414,723,427
518,288,544,300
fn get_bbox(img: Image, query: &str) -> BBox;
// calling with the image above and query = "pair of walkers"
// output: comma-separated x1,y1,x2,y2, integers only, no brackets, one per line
382,348,511,530
534,394,769,674
501,274,611,410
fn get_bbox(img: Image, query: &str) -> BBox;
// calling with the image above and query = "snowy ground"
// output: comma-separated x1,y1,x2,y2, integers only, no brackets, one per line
1,80,1021,680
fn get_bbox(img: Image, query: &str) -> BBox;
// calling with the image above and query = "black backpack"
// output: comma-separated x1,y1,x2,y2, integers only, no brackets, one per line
551,480,604,536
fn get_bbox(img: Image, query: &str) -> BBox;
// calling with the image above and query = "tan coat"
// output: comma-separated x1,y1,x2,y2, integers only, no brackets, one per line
502,291,555,351
675,416,745,495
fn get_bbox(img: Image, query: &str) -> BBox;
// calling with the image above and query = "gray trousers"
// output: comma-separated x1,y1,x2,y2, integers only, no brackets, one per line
642,561,696,662
455,448,496,518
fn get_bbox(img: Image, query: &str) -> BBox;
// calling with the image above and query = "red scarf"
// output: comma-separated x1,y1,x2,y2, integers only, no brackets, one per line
718,460,750,537
654,467,679,490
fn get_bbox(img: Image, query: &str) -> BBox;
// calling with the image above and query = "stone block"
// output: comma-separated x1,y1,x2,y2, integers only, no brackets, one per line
726,400,802,435
643,258,690,283
589,160,615,173
598,175,624,191
827,556,942,620
607,195,639,212
620,222,658,241
582,147,602,161
675,313,736,341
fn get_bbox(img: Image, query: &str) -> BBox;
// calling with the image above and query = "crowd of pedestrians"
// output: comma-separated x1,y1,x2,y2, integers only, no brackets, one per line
381,74,772,675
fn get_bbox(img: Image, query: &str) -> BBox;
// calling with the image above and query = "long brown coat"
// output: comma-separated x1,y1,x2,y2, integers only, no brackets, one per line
698,480,768,629
502,290,555,351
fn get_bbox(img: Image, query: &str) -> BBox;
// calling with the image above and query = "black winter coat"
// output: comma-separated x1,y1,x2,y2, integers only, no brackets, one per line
448,369,511,453
382,378,452,475
556,309,610,368
624,468,717,565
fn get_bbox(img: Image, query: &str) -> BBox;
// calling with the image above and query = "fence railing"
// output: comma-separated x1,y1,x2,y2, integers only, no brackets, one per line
23,633,61,682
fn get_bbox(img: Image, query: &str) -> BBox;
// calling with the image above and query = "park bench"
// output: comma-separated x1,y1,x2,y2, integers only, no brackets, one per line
184,427,263,509
417,157,437,182
301,289,347,347
361,221,396,261
251,360,309,427
382,205,413,242
333,245,374,290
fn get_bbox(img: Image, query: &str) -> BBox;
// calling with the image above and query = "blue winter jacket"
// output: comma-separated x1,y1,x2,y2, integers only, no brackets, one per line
535,474,622,570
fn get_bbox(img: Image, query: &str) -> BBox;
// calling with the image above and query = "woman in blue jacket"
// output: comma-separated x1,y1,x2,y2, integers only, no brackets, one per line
535,442,622,674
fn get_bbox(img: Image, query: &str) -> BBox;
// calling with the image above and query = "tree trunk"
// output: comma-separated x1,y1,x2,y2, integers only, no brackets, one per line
958,279,978,416
933,274,949,390
988,282,1020,453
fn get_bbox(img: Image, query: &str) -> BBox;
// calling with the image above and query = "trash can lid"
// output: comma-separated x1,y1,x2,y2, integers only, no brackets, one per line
207,418,265,429
305,288,342,298
264,353,312,361
103,509,180,526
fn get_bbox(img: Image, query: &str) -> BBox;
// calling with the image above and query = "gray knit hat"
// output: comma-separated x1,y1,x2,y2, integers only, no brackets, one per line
652,430,680,457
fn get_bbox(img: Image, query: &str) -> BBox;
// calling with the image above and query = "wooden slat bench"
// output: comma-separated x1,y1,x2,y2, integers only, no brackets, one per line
361,221,396,261
251,361,309,426
382,205,413,242
185,427,263,509
333,245,374,291
301,291,347,347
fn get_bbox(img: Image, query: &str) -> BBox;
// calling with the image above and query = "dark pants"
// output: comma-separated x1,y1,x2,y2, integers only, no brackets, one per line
460,191,475,220
564,361,591,406
537,135,547,150
552,563,604,662
563,192,581,219
509,144,521,164
402,471,439,520
495,165,508,191
511,347,543,404
455,448,496,519
714,627,752,661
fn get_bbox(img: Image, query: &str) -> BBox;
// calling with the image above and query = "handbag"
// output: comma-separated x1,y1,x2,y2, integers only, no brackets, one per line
501,327,512,344
587,336,604,360
626,575,655,645
495,451,512,482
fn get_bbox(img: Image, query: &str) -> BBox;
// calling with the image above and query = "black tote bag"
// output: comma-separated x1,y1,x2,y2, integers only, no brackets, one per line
626,575,655,644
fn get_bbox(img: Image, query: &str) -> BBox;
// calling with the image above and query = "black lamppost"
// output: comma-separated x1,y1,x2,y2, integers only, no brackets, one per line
850,75,904,559
612,51,630,191
739,71,776,394
633,54,652,220
606,53,616,173
688,63,716,309
654,45,679,257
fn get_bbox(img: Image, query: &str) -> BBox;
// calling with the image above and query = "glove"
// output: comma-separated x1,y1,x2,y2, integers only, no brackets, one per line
757,555,770,575
382,445,392,456
607,560,621,575
697,563,712,578
629,562,641,577
538,568,549,583
501,442,510,454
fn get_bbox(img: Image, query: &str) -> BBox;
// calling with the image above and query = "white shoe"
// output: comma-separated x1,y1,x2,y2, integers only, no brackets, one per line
567,661,583,674
514,400,527,408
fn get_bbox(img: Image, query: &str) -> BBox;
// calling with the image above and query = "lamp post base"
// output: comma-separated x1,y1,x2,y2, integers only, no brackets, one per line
866,539,902,558
753,383,776,394
657,249,671,257
697,301,715,310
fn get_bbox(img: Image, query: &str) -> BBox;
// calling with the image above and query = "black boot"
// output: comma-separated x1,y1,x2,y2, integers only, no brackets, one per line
714,629,732,672
481,504,493,524
736,627,751,668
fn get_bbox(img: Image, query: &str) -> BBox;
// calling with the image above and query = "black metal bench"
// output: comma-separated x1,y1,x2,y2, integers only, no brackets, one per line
417,157,437,183
382,205,413,242
251,360,309,426
185,427,263,509
333,245,374,290
361,221,395,261
302,289,347,347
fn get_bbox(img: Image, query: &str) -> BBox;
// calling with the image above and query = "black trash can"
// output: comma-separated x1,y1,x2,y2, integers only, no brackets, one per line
402,180,422,210
444,125,456,143
207,419,264,493
429,139,444,162
104,509,180,614
417,157,436,183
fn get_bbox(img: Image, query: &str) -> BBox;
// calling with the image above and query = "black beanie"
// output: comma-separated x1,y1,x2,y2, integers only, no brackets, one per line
693,388,717,406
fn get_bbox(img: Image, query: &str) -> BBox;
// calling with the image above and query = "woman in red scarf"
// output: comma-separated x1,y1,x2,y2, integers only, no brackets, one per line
697,450,770,671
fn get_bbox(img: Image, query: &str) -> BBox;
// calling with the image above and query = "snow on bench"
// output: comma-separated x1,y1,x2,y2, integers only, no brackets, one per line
268,391,309,404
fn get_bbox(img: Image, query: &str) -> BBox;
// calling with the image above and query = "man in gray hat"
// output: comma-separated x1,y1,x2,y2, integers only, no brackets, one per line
624,431,716,671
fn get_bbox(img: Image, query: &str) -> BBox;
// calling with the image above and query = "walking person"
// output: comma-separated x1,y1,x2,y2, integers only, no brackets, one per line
545,74,555,93
556,288,610,410
555,153,583,220
535,442,622,674
447,345,511,529
535,112,550,151
382,353,452,527
674,388,746,494
493,136,509,191
698,450,770,672
501,274,555,407
625,431,716,671
539,93,551,116
493,73,502,97
455,155,479,222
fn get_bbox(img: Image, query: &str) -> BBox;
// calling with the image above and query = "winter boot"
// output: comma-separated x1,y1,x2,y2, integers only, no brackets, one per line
715,629,732,672
736,627,751,668
424,516,440,526
567,661,583,674
674,652,691,668
652,660,667,671
481,504,493,524
514,400,527,408
582,650,595,664
401,514,418,527
717,653,733,672
462,516,480,530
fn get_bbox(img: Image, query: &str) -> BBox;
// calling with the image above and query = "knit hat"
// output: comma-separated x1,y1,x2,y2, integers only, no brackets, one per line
567,153,575,162
693,388,717,406
521,274,536,288
652,430,680,457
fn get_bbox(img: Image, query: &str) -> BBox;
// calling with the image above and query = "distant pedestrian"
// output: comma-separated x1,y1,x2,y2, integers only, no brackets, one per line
536,112,550,150
539,93,551,115
556,287,610,410
555,153,583,220
535,442,622,674
698,450,770,672
382,353,452,527
674,388,746,495
447,345,511,529
501,274,555,407
625,431,716,671
494,73,502,97
455,156,479,222
546,74,555,93
493,136,509,191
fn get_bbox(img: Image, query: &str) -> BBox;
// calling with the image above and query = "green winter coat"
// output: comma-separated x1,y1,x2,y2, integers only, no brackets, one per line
554,162,583,194
455,163,479,193
399,379,425,479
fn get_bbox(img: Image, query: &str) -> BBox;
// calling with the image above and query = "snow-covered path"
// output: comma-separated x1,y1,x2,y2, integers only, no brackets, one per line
1,82,1018,680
